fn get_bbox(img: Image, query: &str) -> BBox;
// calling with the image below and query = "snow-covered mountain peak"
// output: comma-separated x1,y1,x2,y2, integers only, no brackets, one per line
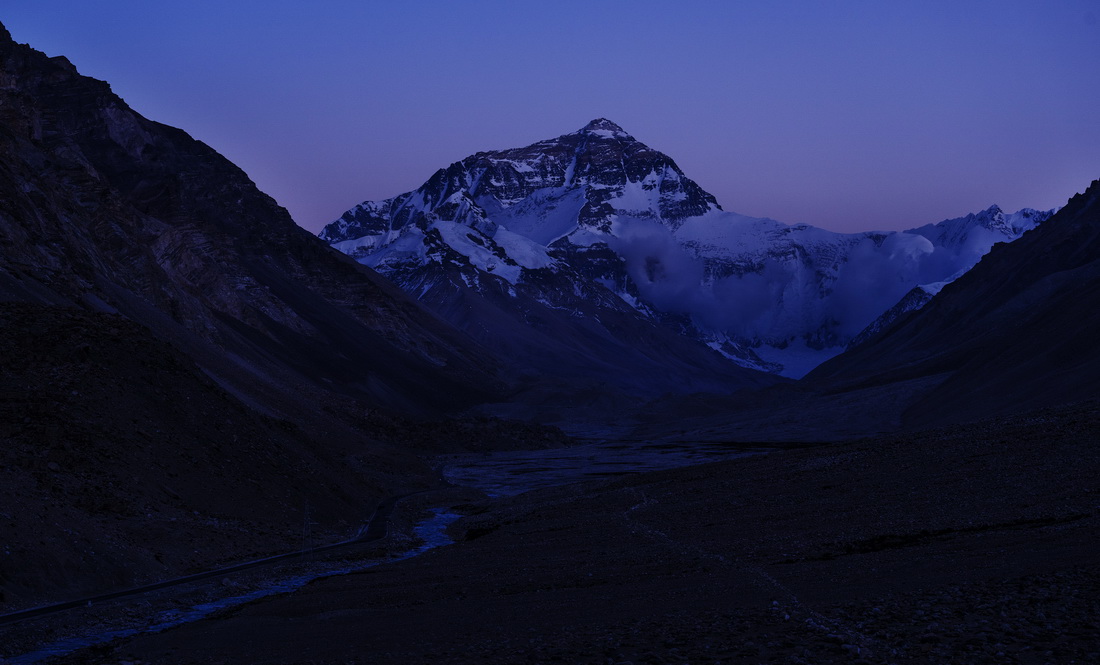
578,118,631,139
974,204,1008,229
321,121,1055,378
321,121,723,250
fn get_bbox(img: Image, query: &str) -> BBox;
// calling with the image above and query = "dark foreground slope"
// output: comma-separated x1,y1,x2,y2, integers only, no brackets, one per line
0,300,566,614
809,179,1100,428
0,24,568,613
0,303,418,611
83,401,1099,664
0,22,503,417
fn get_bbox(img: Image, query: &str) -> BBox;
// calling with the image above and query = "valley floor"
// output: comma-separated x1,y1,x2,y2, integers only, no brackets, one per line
59,403,1100,663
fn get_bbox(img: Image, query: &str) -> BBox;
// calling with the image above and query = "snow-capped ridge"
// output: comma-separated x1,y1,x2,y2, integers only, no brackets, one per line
321,120,1054,378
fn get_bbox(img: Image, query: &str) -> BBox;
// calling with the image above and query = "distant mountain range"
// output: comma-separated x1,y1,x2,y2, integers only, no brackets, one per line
321,119,1053,378
810,178,1100,428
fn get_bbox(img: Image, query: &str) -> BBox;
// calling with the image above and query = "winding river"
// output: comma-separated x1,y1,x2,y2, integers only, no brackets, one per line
8,439,764,663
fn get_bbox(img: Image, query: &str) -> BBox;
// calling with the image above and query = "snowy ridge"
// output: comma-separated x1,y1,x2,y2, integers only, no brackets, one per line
321,120,1053,377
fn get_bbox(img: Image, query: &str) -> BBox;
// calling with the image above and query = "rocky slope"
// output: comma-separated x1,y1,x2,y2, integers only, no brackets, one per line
322,119,1052,378
0,22,504,418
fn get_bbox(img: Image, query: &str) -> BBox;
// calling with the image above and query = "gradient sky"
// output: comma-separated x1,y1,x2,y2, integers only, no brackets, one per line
5,1,1099,233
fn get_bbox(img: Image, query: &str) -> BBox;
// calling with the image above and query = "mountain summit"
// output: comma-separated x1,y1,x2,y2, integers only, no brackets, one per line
579,117,631,136
583,117,624,130
322,122,1053,378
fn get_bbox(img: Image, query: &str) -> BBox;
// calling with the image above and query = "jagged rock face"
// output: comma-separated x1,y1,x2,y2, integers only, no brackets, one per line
0,23,504,415
324,118,718,242
322,119,1053,378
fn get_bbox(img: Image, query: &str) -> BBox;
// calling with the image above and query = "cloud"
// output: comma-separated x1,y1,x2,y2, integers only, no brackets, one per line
610,220,707,314
608,220,1001,348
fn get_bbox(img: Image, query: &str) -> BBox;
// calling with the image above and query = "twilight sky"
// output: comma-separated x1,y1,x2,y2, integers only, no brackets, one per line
5,1,1099,233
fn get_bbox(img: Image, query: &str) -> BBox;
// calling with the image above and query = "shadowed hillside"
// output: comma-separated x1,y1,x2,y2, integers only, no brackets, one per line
809,179,1100,427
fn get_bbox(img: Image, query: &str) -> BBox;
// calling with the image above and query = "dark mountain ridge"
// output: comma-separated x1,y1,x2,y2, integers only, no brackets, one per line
0,21,503,418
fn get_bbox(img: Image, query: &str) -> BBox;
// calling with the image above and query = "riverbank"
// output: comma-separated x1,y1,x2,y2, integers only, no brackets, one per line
72,401,1099,663
0,486,485,664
